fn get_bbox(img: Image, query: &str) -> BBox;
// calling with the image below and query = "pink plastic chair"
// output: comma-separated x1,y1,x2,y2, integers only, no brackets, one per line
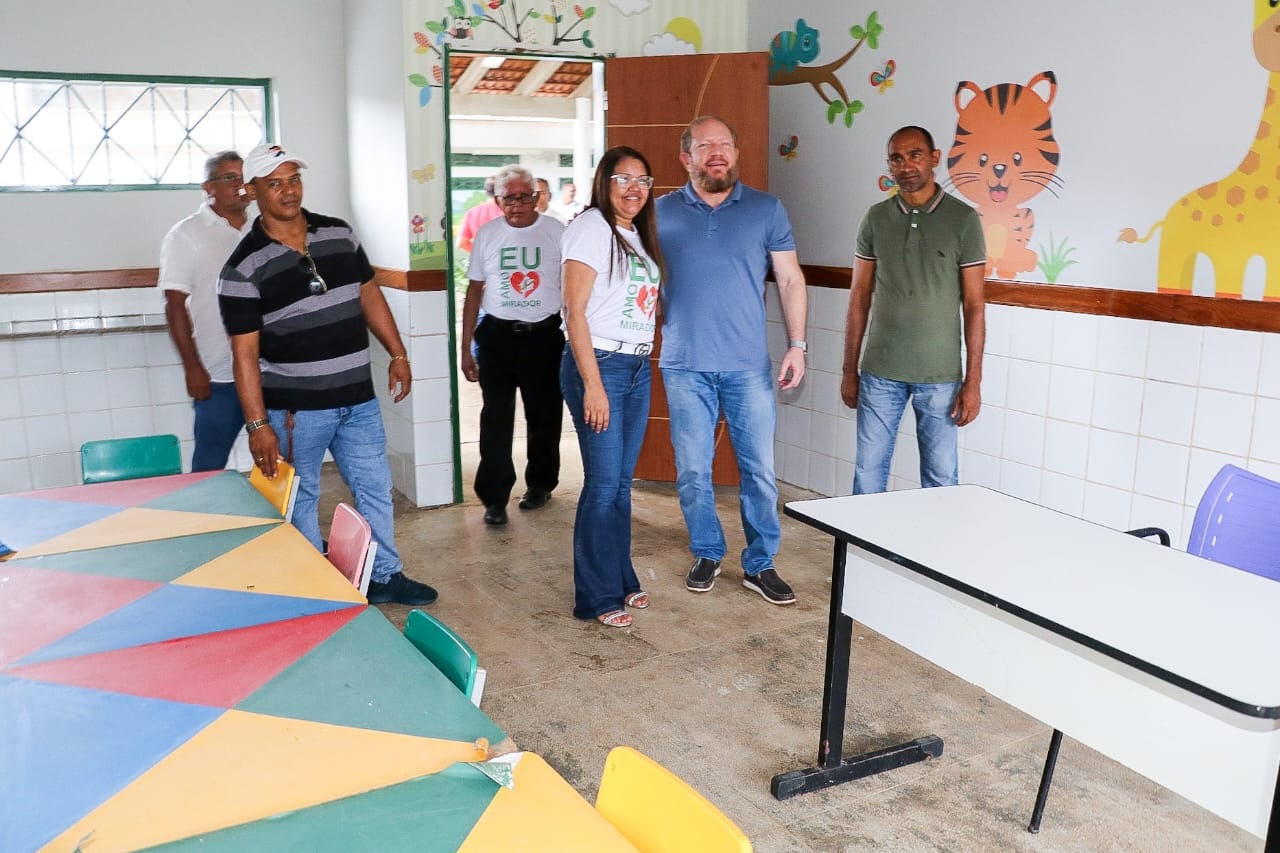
327,502,376,597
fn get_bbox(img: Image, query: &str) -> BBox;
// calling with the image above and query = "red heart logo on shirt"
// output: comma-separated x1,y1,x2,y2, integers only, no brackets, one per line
635,284,657,319
509,270,540,297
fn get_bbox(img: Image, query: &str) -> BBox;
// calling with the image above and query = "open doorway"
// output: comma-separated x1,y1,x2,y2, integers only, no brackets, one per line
444,48,605,495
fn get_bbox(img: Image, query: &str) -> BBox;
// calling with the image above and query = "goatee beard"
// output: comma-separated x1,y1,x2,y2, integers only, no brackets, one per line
694,164,739,194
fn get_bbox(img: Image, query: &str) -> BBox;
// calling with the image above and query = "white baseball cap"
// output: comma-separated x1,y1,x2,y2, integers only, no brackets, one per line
242,143,309,182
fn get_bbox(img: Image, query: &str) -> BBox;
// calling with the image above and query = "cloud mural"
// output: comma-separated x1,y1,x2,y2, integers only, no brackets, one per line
608,0,650,15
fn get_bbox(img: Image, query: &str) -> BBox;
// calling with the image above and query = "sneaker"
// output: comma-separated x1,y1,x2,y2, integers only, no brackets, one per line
367,572,439,606
685,557,721,592
742,568,796,605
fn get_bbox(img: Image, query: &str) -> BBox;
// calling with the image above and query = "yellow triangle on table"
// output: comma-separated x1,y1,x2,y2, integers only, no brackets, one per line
18,508,279,558
41,709,487,853
172,523,365,603
458,753,638,852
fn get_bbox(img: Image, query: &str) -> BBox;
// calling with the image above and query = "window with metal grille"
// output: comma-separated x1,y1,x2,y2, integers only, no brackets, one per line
0,71,271,191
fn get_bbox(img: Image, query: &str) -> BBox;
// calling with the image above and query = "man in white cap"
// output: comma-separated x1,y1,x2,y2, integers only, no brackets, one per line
158,150,252,471
218,142,437,606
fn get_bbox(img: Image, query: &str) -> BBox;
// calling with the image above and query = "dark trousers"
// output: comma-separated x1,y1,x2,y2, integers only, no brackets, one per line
473,315,565,507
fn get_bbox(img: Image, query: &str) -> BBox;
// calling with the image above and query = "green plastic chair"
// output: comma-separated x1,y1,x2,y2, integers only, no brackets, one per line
80,434,183,484
404,609,485,706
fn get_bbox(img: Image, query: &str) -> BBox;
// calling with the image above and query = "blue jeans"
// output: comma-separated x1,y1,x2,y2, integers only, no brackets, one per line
661,367,780,576
267,398,402,584
191,382,244,471
853,371,961,495
561,347,649,619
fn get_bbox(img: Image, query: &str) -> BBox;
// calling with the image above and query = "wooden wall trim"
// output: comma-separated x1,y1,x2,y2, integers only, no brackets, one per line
0,266,450,295
0,269,158,293
799,264,1280,334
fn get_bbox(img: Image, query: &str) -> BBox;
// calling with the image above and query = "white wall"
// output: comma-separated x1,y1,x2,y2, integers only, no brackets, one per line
0,0,353,274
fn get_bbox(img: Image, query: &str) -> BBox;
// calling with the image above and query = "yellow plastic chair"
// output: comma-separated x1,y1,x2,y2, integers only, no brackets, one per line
404,609,486,706
595,747,751,853
80,434,182,484
249,460,298,521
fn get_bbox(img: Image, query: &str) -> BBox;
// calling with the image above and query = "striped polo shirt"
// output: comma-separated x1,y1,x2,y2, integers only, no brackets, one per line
218,210,376,411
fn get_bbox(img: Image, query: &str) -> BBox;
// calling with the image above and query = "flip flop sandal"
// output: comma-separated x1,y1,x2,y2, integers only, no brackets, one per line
625,591,649,609
597,609,633,628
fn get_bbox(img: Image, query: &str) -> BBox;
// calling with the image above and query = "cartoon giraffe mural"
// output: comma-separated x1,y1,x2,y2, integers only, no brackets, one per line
1119,0,1280,300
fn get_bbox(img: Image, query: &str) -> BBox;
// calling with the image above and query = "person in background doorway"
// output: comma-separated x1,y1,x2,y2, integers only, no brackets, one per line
840,125,986,494
536,177,566,224
461,165,566,526
656,116,807,607
457,175,503,253
159,150,252,471
550,181,585,222
560,147,664,628
218,143,437,607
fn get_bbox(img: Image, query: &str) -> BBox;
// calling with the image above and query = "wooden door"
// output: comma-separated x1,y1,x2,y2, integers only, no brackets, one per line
604,52,770,484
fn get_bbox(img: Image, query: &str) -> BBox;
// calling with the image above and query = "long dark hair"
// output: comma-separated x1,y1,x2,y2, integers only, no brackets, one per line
587,146,667,282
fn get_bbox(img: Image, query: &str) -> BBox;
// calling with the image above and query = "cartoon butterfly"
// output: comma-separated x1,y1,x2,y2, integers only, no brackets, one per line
870,59,896,93
777,135,799,162
878,174,898,196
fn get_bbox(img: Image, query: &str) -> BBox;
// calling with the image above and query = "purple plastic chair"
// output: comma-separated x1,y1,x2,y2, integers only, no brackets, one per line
1185,464,1280,581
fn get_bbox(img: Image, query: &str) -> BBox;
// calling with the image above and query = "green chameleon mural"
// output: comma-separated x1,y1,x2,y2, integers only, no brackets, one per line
767,12,884,128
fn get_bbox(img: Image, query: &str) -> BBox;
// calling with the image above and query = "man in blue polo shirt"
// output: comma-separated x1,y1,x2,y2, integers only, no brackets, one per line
656,116,808,606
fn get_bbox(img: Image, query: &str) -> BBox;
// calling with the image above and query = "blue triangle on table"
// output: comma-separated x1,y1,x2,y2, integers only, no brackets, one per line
0,674,222,853
0,496,123,552
142,472,279,519
12,585,361,666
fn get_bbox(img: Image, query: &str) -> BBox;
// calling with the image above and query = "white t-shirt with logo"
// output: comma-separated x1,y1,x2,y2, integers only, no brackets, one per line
467,213,565,322
559,208,661,345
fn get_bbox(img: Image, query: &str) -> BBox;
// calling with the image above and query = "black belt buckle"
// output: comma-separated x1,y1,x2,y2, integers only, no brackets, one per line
512,321,534,333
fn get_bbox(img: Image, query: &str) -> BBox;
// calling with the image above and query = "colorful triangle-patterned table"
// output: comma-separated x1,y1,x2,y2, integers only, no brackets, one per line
0,472,634,852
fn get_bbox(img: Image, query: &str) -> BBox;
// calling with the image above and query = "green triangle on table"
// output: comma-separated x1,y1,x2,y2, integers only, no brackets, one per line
143,473,279,519
238,608,506,745
137,767,501,853
3,526,277,583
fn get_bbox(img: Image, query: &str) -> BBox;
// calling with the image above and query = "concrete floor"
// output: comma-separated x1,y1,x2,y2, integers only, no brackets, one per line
315,374,1260,852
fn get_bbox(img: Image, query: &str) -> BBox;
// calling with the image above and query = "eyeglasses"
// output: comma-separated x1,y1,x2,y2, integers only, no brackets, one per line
499,192,540,206
209,173,244,186
609,175,654,189
300,251,328,295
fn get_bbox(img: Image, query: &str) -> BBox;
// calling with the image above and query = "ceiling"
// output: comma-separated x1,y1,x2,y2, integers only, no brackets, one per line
448,55,594,100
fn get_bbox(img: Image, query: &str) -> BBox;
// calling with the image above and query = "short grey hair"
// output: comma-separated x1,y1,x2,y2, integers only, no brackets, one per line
493,164,535,198
204,150,243,182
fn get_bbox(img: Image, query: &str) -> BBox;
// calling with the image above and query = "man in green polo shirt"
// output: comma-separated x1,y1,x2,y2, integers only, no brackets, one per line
841,125,987,494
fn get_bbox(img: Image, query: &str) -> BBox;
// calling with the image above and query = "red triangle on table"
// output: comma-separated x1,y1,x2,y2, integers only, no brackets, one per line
5,606,364,707
0,564,160,666
15,471,224,508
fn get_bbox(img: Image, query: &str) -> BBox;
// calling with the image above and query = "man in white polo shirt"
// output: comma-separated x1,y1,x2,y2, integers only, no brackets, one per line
159,150,252,471
460,165,566,526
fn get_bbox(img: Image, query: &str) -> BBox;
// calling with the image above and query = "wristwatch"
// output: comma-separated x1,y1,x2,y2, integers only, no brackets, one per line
789,340,808,352
245,418,271,433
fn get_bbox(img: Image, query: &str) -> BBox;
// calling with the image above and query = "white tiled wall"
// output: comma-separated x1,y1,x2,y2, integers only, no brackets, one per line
770,285,1280,549
1,285,457,507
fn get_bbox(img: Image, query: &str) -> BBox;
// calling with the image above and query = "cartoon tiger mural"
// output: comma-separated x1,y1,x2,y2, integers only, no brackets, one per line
947,71,1062,280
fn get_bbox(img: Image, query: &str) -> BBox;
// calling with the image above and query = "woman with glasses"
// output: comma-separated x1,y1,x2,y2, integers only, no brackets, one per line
560,146,665,628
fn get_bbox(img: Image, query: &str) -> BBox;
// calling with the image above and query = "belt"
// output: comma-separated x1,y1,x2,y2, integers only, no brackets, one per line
591,336,652,356
484,313,561,333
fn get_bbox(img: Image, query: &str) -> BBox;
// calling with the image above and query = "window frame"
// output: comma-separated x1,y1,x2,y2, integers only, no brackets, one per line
0,70,273,193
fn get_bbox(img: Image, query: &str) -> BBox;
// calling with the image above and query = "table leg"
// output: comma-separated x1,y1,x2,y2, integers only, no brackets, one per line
771,538,943,800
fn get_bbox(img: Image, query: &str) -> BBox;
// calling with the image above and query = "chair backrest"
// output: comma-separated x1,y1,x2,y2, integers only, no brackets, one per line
249,460,299,521
327,502,373,592
81,434,182,484
403,609,481,703
595,746,751,853
1186,464,1280,581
